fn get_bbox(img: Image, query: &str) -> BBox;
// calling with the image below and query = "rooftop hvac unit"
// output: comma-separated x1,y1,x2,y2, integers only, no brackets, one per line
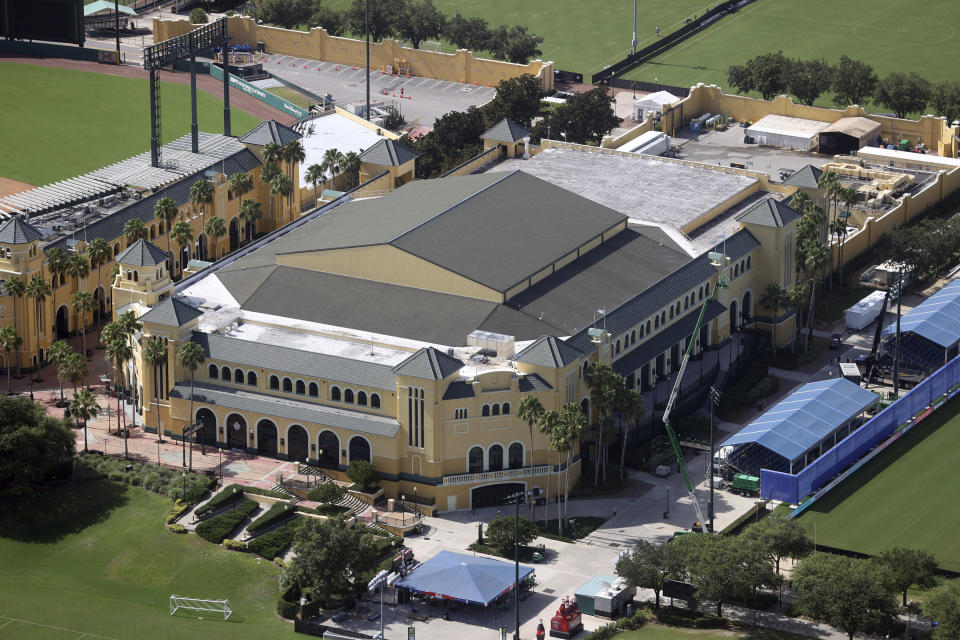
467,330,515,358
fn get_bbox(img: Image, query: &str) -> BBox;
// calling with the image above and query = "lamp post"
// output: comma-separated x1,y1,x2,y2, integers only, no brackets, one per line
182,471,186,499
708,386,721,533
219,446,223,486
368,569,388,640
401,494,406,526
505,488,539,640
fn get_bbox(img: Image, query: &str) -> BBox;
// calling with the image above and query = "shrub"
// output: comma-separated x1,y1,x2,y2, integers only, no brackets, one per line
195,499,257,544
166,500,190,524
346,461,380,492
307,482,346,504
242,485,291,499
189,8,208,24
168,524,186,534
314,503,350,517
300,598,322,620
247,501,296,534
195,484,245,516
75,454,214,503
485,515,539,554
248,518,303,559
277,584,300,619
224,538,248,551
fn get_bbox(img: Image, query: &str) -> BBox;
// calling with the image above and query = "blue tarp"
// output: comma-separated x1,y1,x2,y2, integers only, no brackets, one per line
395,550,534,606
882,279,960,349
724,379,879,464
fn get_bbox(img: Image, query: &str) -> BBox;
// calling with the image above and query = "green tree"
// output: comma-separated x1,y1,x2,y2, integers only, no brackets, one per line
269,173,293,225
759,283,789,352
584,361,620,486
672,532,761,616
189,7,207,24
203,215,227,258
238,199,263,244
790,190,813,214
346,460,380,491
792,553,898,640
282,140,306,186
117,310,142,433
444,13,490,51
875,72,932,119
616,539,683,608
931,81,960,123
340,151,362,189
832,55,878,108
483,74,543,129
104,331,130,441
726,51,791,100
397,0,445,49
615,386,643,487
229,172,254,201
65,253,89,298
742,515,812,574
70,290,95,360
143,336,167,441
308,482,347,504
516,394,544,521
48,340,73,405
170,221,193,277
926,579,960,640
485,514,539,555
63,350,87,396
788,58,833,106
320,148,345,181
153,196,179,260
0,325,22,394
304,163,325,204
46,246,69,321
835,186,858,287
176,340,206,471
24,274,51,395
558,403,587,523
552,88,622,145
0,394,75,495
189,179,215,256
537,408,559,526
123,218,148,244
877,548,938,607
86,237,111,342
802,240,829,353
489,25,543,64
346,0,402,41
3,275,26,376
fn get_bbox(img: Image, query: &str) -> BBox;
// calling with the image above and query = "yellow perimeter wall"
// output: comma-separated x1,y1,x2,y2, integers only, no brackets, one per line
154,16,554,91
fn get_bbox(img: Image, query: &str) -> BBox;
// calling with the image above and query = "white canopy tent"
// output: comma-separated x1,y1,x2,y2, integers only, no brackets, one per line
633,91,679,121
746,115,830,152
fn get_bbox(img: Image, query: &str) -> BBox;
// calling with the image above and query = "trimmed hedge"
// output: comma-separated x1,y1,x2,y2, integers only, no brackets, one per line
242,485,291,500
277,584,300,620
75,453,214,503
653,607,728,629
169,524,186,534
582,606,652,640
248,518,303,559
314,504,350,517
224,538,248,551
166,500,191,524
300,598,322,620
195,484,245,516
247,501,296,534
195,499,257,544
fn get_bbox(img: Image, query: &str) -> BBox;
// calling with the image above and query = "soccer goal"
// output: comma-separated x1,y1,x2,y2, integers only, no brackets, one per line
170,594,233,620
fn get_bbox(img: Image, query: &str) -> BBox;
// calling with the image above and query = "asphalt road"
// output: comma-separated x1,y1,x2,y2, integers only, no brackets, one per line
267,54,497,128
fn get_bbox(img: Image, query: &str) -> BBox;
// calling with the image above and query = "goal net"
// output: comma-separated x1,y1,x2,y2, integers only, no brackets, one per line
169,594,232,620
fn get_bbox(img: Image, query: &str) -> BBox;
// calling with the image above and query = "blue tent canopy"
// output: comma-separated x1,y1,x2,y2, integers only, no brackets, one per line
723,379,878,464
882,279,960,349
395,550,534,606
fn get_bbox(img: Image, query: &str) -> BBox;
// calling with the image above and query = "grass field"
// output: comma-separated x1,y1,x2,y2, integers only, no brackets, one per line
0,62,261,187
620,0,960,109
0,478,289,640
267,86,313,109
797,394,960,571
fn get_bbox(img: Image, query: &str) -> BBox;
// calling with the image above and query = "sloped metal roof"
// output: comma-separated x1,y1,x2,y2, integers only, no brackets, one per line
237,121,302,146
518,373,552,392
481,119,532,144
138,297,202,327
115,238,169,267
0,217,42,244
735,198,801,228
882,278,960,348
514,335,583,368
359,139,418,166
782,165,823,190
391,347,464,380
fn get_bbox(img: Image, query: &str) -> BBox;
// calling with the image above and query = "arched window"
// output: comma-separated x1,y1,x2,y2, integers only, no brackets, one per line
348,436,371,463
684,297,689,310
357,391,367,406
370,393,380,408
269,375,280,390
344,389,354,404
508,443,523,469
746,255,752,270
492,404,500,416
309,382,319,397
208,364,218,379
631,329,636,344
468,447,483,473
234,369,244,383
615,339,621,354
661,311,666,324
295,380,305,395
221,366,231,380
159,221,164,234
646,320,651,333
331,386,341,401
488,444,503,471
247,371,257,386
502,402,510,415
699,286,704,300
482,404,490,417
669,307,674,320
282,377,292,393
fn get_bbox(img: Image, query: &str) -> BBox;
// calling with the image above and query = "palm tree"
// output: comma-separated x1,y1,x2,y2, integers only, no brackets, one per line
64,350,87,395
759,283,788,352
229,172,253,200
270,173,293,223
86,237,110,335
203,216,227,259
516,394,545,520
238,199,263,243
65,254,89,339
71,290,95,360
104,328,130,440
143,336,167,442
117,310,142,428
71,387,99,453
0,326,22,394
305,163,325,205
260,161,281,225
282,140,306,184
787,283,811,354
341,151,362,189
558,403,587,528
546,419,569,536
803,240,829,354
176,340,206,471
153,197,179,260
262,141,284,168
46,247,69,324
169,221,194,277
4,275,26,376
836,187,858,287
189,179,215,259
537,409,560,529
124,218,148,244
320,148,344,181
789,191,812,214
584,361,618,487
24,275,51,396
49,340,73,405
615,387,643,487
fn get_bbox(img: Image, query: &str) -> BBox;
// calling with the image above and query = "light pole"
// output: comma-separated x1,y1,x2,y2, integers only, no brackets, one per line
218,447,223,486
401,494,406,526
157,438,161,467
708,386,721,533
893,267,903,397
182,471,186,499
368,569,388,640
505,488,539,640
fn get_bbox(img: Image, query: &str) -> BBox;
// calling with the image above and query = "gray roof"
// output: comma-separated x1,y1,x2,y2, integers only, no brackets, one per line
735,198,801,227
238,121,302,146
169,382,400,438
392,347,464,380
518,373,552,392
192,331,396,391
782,165,823,190
115,238,169,267
442,380,475,400
46,149,261,253
0,217,42,244
482,119,532,144
359,139,418,166
138,297,202,327
514,336,584,368
565,228,760,354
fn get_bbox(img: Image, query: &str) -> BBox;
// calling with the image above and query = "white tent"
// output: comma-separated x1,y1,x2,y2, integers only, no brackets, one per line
746,115,830,152
633,90,679,121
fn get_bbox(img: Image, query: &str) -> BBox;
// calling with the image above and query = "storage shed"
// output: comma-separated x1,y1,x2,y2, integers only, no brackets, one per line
575,575,635,619
746,115,830,151
818,117,882,156
633,90,680,121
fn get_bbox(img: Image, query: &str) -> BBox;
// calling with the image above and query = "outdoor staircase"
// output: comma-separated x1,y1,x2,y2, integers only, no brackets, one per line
336,493,368,516
271,483,300,503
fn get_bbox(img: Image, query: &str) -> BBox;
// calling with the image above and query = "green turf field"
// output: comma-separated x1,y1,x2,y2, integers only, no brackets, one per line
796,394,960,571
0,478,289,640
0,62,261,187
620,0,960,106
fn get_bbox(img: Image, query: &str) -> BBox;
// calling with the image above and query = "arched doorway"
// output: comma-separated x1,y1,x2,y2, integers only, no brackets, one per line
196,408,217,447
348,436,371,463
197,234,208,262
287,425,308,461
742,290,752,326
471,482,524,509
729,298,739,332
257,420,278,457
229,218,239,251
55,306,69,339
226,413,246,449
317,430,339,467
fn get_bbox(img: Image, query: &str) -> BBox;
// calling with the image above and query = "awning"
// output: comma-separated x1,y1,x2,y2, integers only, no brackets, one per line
84,0,137,16
395,550,534,607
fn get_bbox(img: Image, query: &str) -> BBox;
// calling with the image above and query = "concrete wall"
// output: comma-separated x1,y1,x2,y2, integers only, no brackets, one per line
154,16,554,91
441,146,502,177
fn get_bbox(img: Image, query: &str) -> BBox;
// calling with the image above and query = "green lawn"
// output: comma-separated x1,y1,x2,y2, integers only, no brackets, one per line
620,0,960,109
0,478,290,640
614,625,808,640
0,62,261,187
796,394,960,571
267,85,313,109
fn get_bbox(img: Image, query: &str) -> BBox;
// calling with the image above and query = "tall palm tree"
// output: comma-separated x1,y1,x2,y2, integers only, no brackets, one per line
0,326,22,394
282,140,306,184
558,402,587,527
64,350,87,395
71,387,99,453
49,340,73,405
46,247,69,325
203,216,227,259
341,151,362,189
103,326,129,439
787,282,811,355
546,419,569,536
789,190,812,214
516,394,544,521
24,275,51,396
117,310,142,428
176,340,206,471
229,172,253,200
260,161,281,226
836,186,858,287
270,173,293,223
759,283,788,352
189,179,215,259
537,409,560,529
615,387,643,487
86,237,110,334
320,148,344,181
124,218,148,244
803,241,829,354
170,221,194,277
4,275,26,376
153,197,179,261
584,361,618,487
143,336,167,443
262,141,284,168
238,199,263,243
305,163,325,205
65,254,89,340
71,290,95,360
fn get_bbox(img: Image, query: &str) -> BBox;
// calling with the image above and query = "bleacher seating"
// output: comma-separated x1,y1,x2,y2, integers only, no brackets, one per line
730,443,789,477
896,333,944,372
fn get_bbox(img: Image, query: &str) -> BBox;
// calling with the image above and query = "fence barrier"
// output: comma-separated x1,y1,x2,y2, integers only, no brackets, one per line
0,39,100,62
209,63,309,119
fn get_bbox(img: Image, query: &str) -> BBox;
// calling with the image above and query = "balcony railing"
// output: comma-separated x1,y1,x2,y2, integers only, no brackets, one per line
441,464,552,486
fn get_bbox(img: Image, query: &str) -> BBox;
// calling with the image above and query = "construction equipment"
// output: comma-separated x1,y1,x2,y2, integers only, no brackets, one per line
661,251,729,533
862,290,891,384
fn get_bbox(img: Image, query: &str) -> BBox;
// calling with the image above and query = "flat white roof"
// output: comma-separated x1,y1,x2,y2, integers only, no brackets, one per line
747,114,831,140
856,147,960,168
634,90,679,108
299,113,386,182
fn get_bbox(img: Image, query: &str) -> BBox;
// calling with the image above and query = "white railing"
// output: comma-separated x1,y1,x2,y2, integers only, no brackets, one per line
442,464,552,486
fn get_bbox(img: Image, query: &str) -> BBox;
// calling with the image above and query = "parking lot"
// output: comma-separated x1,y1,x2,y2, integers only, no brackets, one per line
267,55,498,127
